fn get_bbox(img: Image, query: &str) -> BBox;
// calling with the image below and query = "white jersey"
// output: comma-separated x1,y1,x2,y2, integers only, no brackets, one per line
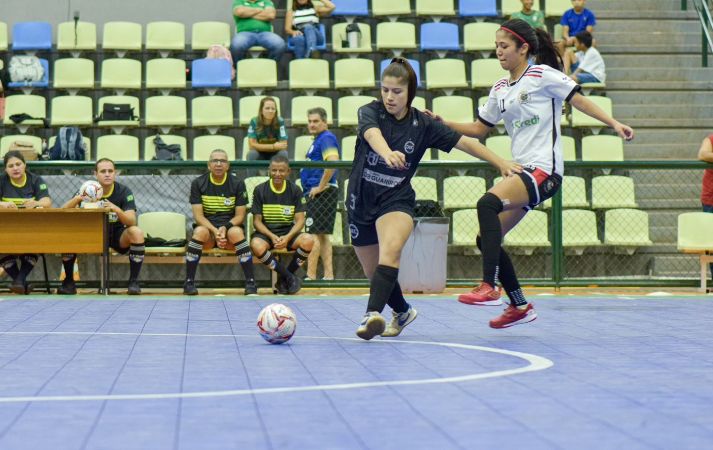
478,64,580,176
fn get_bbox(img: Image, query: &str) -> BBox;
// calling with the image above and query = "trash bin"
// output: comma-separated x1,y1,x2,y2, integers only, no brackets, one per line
398,217,449,293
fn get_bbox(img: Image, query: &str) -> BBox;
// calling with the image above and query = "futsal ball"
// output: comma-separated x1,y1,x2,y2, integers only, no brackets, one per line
257,303,297,344
79,180,104,202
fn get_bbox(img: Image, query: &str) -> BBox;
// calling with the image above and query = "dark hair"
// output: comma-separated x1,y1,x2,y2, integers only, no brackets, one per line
381,57,417,108
270,154,290,166
292,0,314,10
3,150,26,167
499,19,562,70
95,157,115,171
307,107,328,123
575,30,593,48
256,96,280,134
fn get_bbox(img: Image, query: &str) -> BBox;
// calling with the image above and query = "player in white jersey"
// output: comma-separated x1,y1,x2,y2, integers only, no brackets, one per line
429,19,634,329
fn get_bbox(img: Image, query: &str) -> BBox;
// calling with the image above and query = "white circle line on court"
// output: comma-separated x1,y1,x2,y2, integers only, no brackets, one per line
0,332,554,403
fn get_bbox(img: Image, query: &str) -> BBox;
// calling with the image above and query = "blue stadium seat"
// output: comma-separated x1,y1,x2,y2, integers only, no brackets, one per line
380,58,421,87
420,22,460,53
12,22,52,51
286,23,327,53
191,58,232,89
7,58,49,90
459,0,498,17
332,0,369,17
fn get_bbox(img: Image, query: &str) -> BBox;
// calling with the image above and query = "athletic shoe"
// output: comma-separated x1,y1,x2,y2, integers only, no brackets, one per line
57,280,77,295
381,305,418,337
285,273,302,295
356,311,386,340
244,279,258,296
127,279,141,295
489,303,537,329
457,282,503,306
9,279,28,295
183,280,198,296
275,275,288,295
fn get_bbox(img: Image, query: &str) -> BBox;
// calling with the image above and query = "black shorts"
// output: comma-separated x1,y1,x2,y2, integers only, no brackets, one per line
347,206,415,247
305,186,339,234
109,226,129,254
517,166,562,210
251,231,301,250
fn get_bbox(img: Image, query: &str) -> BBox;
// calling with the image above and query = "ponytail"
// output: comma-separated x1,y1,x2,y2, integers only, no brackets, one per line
533,28,562,70
499,19,562,71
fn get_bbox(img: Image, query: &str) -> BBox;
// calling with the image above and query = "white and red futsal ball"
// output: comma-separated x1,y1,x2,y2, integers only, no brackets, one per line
257,303,297,344
79,180,104,202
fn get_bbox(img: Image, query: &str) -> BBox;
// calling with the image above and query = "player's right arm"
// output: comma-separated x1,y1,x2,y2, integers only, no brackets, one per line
698,137,713,163
61,195,83,209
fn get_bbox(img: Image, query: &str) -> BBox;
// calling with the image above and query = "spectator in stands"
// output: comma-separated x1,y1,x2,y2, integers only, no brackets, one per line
250,155,314,295
300,107,340,281
564,31,606,84
59,158,145,295
247,96,289,162
285,0,335,59
0,150,52,295
510,0,546,31
557,0,596,55
231,0,286,62
697,134,713,280
183,149,256,296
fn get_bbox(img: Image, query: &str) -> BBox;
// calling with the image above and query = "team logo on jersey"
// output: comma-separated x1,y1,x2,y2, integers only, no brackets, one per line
518,90,531,104
367,151,380,166
224,197,233,206
349,223,359,239
404,140,415,154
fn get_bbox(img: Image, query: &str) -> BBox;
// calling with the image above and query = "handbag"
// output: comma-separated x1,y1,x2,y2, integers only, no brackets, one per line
8,140,39,161
95,103,136,122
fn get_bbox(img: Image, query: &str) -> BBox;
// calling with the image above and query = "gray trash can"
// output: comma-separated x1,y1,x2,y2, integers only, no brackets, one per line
398,217,450,293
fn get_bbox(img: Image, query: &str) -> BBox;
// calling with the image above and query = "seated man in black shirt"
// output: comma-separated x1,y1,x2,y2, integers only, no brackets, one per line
250,155,314,294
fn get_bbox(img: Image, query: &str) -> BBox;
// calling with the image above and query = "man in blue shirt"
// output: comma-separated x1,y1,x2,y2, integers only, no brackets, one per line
557,0,596,55
300,107,340,280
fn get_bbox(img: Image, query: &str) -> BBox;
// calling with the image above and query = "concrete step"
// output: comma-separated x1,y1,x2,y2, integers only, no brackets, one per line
596,10,698,20
603,54,705,69
589,0,692,11
614,104,712,120
652,255,701,277
624,145,700,160
638,198,701,209
633,170,702,185
607,90,713,105
606,80,713,90
607,67,713,82
596,19,699,34
617,117,712,128
596,29,700,47
596,42,708,54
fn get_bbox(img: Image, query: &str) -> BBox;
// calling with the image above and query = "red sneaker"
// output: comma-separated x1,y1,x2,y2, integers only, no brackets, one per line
457,282,503,306
489,303,537,329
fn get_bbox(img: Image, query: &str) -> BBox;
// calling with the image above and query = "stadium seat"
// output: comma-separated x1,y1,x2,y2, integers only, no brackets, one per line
502,0,540,16
420,22,460,55
293,135,313,161
236,58,278,93
0,22,7,51
331,23,372,54
591,176,638,209
96,135,140,161
604,208,652,252
192,96,234,131
7,58,49,92
561,135,577,161
100,58,142,92
47,135,91,160
191,58,232,91
412,176,438,201
3,94,46,128
380,58,422,87
432,96,474,124
677,212,713,291
464,22,500,54
571,96,612,130
330,212,344,245
562,209,600,253
372,0,411,20
146,58,187,91
146,21,185,54
545,0,571,17
191,22,231,50
57,21,97,53
341,135,357,162
102,22,142,55
376,22,417,55
334,59,375,94
53,58,95,92
144,135,188,161
416,0,456,17
145,96,188,132
452,209,479,246
1,135,42,157
581,135,625,162
471,59,508,89
50,95,93,127
97,95,141,131
485,135,512,160
443,176,486,209
459,0,498,17
561,176,589,208
239,95,283,127
332,0,369,18
241,136,251,160
504,209,550,253
291,96,333,126
412,96,427,111
244,176,268,206
193,135,236,161
338,96,376,127
425,59,467,92
139,212,187,249
289,59,330,92
12,22,52,51
286,23,327,54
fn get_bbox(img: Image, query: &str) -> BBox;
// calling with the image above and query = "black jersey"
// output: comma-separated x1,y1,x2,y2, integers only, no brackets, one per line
0,173,50,206
251,179,305,234
189,172,248,227
100,182,136,230
347,101,461,224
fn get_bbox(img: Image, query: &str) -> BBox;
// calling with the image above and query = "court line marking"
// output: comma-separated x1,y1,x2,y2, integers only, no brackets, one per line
0,332,553,403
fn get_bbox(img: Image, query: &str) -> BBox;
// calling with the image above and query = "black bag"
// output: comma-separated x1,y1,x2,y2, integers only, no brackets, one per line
95,103,136,122
9,112,49,128
144,235,187,248
414,200,444,218
152,135,183,161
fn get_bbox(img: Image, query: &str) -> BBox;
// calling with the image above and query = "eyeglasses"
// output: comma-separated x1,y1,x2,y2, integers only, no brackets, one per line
210,159,228,164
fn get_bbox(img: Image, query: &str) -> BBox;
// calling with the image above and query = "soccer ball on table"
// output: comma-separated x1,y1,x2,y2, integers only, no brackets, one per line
79,180,104,203
257,303,297,344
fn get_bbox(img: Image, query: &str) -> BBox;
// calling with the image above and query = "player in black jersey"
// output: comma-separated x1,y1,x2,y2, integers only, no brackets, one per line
0,151,52,294
183,149,257,295
250,155,314,295
349,58,521,340
59,158,145,295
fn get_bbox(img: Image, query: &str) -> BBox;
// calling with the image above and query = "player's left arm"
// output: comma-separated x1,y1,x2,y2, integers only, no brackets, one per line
105,203,137,227
569,92,634,141
231,205,247,227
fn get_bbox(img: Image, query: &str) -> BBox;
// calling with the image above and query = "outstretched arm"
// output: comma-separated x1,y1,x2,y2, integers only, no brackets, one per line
454,136,522,177
569,93,634,141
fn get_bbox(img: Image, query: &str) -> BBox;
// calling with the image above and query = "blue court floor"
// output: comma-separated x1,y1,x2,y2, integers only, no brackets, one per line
0,294,711,450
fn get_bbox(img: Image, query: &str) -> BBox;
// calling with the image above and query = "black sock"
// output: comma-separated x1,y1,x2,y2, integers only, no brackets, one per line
507,288,528,308
258,250,290,278
367,265,399,313
62,254,76,282
128,244,144,281
386,281,409,313
235,239,254,281
18,254,38,281
477,193,504,287
185,239,203,281
1,256,19,280
287,248,310,273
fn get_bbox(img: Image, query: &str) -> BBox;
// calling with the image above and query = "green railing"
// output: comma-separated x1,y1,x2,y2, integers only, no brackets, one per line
688,0,713,67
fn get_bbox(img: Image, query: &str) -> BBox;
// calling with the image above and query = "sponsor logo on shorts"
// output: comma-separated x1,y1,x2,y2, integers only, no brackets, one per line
362,168,405,187
349,223,359,239
404,140,415,154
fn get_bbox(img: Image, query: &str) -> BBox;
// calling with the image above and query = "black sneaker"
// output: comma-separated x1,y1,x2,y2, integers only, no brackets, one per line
244,279,258,295
285,272,302,295
183,279,198,296
57,280,77,295
275,275,288,295
127,279,141,295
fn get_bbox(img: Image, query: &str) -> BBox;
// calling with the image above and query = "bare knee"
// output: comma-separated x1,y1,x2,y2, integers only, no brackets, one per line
191,226,211,242
250,238,269,256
